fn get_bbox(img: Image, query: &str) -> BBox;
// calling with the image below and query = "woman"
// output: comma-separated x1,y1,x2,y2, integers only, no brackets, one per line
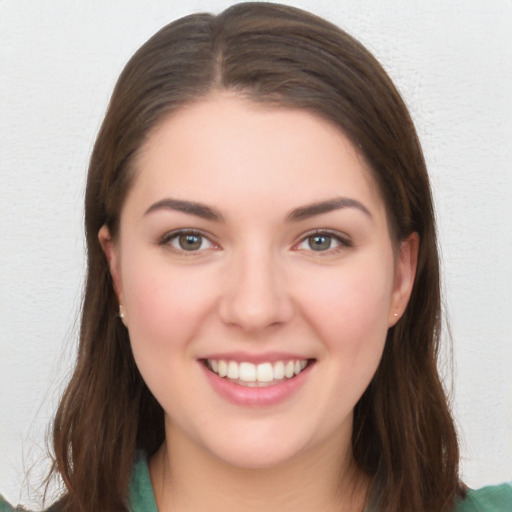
1,3,510,511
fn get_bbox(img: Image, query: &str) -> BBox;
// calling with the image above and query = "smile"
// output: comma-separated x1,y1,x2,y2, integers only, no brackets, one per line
205,359,310,387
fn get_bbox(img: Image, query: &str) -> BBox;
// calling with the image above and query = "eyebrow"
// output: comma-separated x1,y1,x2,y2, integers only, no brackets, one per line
286,197,372,222
144,198,225,221
144,196,372,223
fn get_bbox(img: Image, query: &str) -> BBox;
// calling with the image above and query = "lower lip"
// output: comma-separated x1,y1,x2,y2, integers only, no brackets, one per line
201,362,313,406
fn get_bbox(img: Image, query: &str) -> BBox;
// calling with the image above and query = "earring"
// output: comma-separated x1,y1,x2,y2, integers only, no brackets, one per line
119,304,125,319
394,313,399,318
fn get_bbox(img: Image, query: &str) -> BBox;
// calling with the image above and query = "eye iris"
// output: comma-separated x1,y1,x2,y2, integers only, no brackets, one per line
179,233,202,250
309,234,331,251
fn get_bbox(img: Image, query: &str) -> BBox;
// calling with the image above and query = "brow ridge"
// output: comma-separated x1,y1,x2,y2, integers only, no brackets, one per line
286,197,372,222
145,196,371,223
144,198,224,221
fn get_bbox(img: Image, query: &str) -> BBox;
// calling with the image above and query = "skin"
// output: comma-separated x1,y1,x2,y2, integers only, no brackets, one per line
100,92,418,511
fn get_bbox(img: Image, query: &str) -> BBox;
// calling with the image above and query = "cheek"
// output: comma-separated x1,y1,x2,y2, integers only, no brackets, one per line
121,257,219,355
297,256,394,355
120,259,220,413
296,258,393,415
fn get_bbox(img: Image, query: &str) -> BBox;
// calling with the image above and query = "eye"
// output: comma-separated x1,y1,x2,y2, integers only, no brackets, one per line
162,230,215,252
295,231,350,253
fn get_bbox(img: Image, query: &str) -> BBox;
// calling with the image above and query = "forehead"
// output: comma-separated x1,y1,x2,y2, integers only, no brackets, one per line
126,93,386,222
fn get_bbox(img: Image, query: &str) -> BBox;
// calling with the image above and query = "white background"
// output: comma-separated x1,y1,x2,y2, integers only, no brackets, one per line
1,0,511,508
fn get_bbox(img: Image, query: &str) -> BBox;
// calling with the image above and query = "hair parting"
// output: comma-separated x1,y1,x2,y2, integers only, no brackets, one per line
47,4,463,511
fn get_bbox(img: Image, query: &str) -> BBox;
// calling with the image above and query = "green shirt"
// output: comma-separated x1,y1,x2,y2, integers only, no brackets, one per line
128,454,512,512
2,454,511,511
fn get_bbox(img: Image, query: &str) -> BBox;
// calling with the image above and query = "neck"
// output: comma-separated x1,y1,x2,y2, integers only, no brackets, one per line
149,422,369,512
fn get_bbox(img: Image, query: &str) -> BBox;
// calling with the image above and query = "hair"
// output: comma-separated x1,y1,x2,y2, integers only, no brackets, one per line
48,3,463,511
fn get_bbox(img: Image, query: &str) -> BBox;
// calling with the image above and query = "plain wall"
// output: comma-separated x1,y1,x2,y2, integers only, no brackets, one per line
1,0,511,508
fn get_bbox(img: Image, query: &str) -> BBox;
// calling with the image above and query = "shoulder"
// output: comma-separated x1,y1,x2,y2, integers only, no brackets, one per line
127,452,158,512
0,495,13,512
455,483,512,512
1,494,62,512
0,494,28,512
1,452,153,512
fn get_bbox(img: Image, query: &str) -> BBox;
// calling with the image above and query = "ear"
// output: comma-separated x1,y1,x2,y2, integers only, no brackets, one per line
98,225,125,310
388,232,419,326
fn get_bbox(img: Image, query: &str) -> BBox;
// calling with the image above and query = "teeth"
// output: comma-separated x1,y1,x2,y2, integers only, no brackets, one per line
218,360,228,378
285,361,294,378
227,361,239,379
256,362,273,383
207,358,310,385
239,362,256,381
273,361,285,380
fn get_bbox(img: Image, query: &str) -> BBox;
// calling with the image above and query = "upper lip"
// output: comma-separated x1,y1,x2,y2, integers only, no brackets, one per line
199,352,314,364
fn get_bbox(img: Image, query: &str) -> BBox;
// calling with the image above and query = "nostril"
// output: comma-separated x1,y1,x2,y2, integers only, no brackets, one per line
218,291,294,331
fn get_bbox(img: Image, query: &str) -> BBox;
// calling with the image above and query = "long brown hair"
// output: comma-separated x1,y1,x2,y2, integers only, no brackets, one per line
49,3,463,511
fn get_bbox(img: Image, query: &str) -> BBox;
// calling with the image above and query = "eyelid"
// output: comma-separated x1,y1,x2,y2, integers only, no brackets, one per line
158,228,219,252
157,228,351,254
293,229,352,253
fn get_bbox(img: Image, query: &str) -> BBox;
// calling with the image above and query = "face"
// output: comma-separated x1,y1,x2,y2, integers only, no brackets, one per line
100,93,417,470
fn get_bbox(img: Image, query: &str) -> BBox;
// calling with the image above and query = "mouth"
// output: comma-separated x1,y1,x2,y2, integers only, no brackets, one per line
202,358,315,387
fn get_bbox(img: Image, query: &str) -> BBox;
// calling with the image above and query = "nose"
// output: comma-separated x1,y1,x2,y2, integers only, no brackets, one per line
218,249,294,332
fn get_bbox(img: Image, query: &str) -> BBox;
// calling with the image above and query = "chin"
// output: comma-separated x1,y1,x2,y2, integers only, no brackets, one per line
213,446,300,470
201,429,314,470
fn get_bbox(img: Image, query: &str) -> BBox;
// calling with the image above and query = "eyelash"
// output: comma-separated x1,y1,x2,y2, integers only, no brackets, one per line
158,229,352,255
158,229,218,254
294,230,352,254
